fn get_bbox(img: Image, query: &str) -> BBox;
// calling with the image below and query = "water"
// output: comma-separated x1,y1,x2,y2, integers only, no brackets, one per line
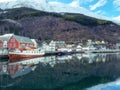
0,53,120,90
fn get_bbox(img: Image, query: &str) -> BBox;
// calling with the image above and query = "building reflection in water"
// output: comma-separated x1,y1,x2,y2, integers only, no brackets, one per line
0,53,117,78
0,53,119,89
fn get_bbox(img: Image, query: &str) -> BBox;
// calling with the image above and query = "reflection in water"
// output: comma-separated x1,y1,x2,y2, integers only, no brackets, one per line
0,53,120,89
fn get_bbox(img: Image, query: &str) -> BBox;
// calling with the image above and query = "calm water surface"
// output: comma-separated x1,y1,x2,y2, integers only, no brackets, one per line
0,53,120,90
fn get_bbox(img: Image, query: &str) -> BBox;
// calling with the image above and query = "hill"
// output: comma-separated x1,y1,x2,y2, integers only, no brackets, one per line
0,7,120,44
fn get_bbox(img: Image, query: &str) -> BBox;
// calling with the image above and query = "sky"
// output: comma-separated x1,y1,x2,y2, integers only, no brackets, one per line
48,0,120,21
0,0,120,21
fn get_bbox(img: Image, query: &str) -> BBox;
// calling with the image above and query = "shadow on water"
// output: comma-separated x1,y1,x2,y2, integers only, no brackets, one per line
3,76,113,90
0,53,120,90
57,76,113,90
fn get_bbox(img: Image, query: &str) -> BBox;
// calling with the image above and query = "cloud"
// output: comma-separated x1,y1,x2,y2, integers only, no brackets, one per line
0,0,16,3
69,0,80,7
69,0,94,7
113,16,120,21
112,16,120,24
90,0,107,10
113,0,120,11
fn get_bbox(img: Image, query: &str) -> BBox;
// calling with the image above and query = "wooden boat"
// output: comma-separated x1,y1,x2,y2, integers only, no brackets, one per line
8,48,45,59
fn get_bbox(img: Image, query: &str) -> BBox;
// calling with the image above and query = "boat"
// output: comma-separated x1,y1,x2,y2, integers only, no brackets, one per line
8,48,45,59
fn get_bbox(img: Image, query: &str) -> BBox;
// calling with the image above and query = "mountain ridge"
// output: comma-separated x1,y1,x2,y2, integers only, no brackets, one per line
0,7,120,44
0,0,116,24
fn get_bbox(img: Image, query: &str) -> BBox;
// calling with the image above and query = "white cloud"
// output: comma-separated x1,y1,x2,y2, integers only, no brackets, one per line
69,0,80,7
48,0,106,20
0,0,16,3
112,16,120,24
113,0,120,11
69,0,94,7
90,0,107,10
113,16,120,21
113,0,120,6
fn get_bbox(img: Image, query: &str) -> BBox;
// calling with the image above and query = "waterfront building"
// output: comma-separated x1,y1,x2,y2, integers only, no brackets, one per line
0,34,35,49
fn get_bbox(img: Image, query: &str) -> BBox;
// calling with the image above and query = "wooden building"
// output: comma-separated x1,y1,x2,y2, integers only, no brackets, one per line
0,34,34,49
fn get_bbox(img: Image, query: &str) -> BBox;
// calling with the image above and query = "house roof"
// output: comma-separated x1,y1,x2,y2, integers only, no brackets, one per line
13,35,33,44
0,34,33,44
0,34,13,41
0,37,9,41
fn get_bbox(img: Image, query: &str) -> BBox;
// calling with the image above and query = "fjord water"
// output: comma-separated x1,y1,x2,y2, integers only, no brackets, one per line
1,53,120,90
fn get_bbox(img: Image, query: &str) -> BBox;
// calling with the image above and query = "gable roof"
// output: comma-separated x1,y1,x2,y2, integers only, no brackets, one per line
0,37,9,41
0,34,13,41
0,34,33,44
13,35,33,44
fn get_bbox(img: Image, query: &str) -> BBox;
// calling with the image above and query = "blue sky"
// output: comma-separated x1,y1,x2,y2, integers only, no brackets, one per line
48,0,120,20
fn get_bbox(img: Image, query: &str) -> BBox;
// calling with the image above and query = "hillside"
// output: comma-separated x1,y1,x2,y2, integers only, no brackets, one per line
0,7,120,44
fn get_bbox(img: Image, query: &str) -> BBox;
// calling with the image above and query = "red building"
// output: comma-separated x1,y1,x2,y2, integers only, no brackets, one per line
0,34,35,49
0,40,3,48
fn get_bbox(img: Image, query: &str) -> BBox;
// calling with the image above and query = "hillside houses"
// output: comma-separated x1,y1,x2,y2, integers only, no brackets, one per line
0,34,37,49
